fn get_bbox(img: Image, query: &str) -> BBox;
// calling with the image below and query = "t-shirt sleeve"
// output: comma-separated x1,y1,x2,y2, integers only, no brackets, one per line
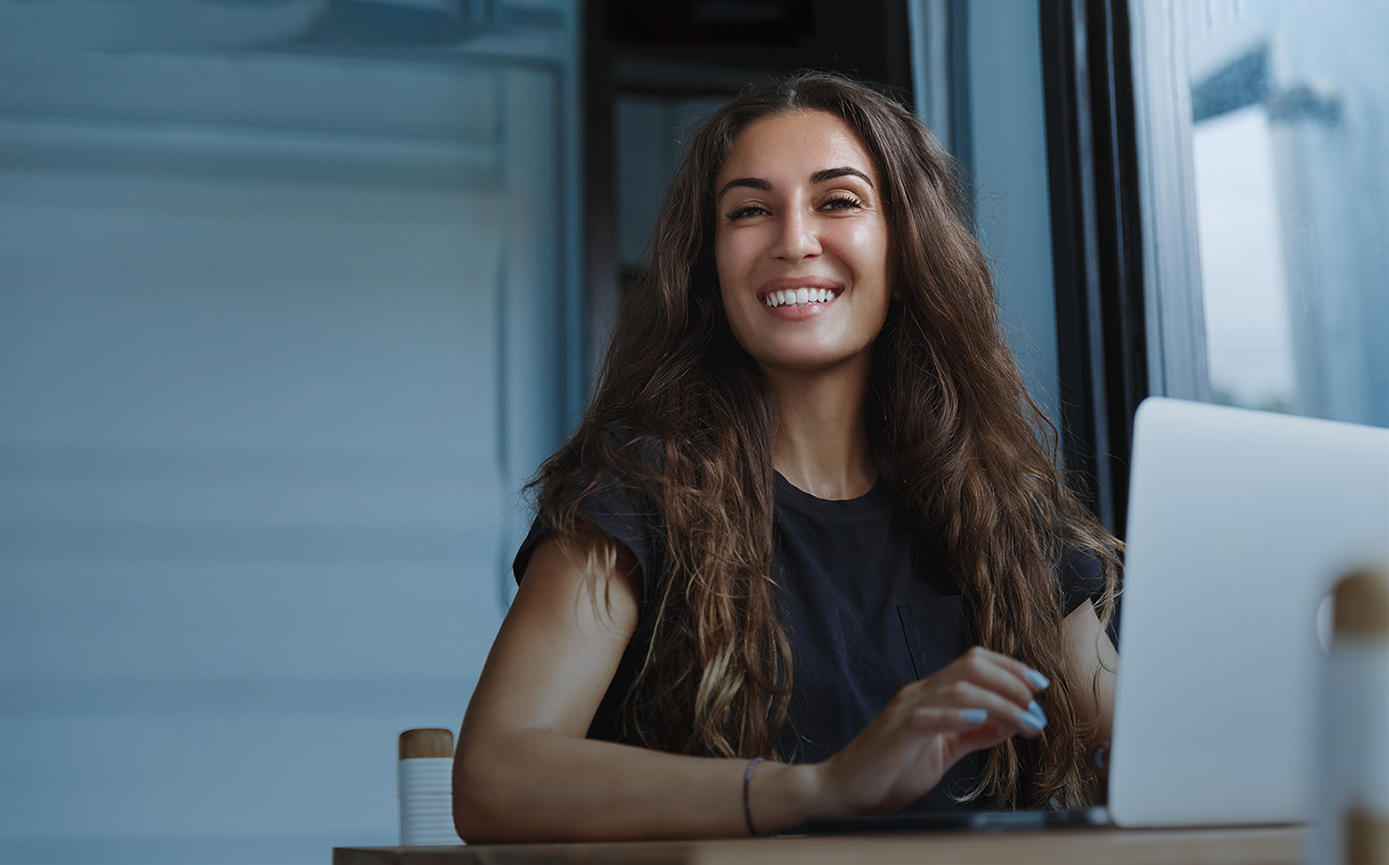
1058,546,1107,615
511,480,657,597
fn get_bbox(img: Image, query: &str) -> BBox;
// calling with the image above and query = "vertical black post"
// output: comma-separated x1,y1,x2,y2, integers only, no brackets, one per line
583,0,618,398
1039,0,1147,538
1087,0,1147,538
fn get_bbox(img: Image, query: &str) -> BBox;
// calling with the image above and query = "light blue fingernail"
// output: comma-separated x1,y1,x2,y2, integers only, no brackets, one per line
1025,669,1050,690
1027,700,1047,724
1021,710,1046,732
962,708,987,724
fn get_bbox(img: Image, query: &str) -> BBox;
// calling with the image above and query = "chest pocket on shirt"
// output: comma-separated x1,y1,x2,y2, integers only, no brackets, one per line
897,595,973,681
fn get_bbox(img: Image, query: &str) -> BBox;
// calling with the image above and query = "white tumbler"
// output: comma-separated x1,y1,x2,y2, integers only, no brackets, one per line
398,728,464,847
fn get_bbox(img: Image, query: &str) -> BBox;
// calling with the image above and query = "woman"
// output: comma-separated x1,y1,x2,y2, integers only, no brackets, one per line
454,72,1120,842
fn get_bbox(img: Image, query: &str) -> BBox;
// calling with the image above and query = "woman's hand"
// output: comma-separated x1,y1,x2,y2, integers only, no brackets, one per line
798,646,1050,817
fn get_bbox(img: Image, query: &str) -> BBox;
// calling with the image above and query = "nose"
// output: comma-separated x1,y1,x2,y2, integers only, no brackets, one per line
771,207,821,262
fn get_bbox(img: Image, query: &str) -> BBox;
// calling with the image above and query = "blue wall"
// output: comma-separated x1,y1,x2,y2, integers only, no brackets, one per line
0,8,580,862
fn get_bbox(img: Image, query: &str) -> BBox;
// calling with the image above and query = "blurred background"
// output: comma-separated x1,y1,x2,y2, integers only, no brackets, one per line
0,0,1384,862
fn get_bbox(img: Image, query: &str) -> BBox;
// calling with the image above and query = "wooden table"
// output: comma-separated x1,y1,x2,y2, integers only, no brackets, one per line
334,825,1304,864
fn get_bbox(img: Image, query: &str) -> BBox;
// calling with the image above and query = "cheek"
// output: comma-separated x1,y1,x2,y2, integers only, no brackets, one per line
713,222,745,293
713,252,753,346
714,257,739,322
858,225,892,299
714,235,761,318
715,230,751,282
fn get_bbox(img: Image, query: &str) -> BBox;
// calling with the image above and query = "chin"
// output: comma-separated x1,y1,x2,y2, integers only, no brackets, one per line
754,348,864,374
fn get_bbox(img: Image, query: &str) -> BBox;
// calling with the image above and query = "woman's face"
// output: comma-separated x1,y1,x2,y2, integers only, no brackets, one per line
713,110,893,375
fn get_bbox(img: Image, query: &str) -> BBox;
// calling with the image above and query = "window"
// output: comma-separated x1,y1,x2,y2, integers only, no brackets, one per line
1133,0,1388,427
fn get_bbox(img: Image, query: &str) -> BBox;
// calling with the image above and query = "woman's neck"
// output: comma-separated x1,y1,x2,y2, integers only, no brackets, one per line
764,357,877,501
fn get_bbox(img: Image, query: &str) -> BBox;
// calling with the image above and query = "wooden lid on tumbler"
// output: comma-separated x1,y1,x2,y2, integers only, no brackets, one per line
399,728,454,760
1334,567,1389,637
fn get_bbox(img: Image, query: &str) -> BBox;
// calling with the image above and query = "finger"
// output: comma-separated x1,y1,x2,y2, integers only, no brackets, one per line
980,646,1051,693
916,679,1049,739
907,705,999,734
938,711,1045,766
1024,667,1051,691
955,646,1050,695
947,648,1044,712
946,722,1019,758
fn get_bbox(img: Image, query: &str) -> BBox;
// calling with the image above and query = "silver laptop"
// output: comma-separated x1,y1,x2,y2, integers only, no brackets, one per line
1109,397,1389,827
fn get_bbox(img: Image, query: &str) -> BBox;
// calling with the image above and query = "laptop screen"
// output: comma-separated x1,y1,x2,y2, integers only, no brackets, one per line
1109,398,1389,827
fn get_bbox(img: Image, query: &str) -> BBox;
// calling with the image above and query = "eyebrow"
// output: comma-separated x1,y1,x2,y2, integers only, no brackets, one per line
716,166,874,203
717,177,771,202
811,167,874,187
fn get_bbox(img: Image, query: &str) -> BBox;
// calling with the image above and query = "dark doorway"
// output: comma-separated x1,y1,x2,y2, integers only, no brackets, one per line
581,0,914,384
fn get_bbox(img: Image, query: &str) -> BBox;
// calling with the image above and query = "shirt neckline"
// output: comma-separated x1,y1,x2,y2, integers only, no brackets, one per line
773,470,896,517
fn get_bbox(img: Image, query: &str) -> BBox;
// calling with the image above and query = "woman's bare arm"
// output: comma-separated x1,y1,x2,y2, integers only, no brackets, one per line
1059,601,1120,781
455,536,1056,842
453,536,823,842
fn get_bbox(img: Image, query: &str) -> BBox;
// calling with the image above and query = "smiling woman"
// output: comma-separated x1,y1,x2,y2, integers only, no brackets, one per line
715,111,892,382
453,72,1121,843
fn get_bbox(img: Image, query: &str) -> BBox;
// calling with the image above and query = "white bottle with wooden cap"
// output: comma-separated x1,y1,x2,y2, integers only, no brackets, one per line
397,728,464,847
1319,567,1389,865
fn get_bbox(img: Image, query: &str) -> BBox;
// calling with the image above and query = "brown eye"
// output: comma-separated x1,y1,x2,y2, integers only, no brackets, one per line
727,204,769,220
821,195,862,211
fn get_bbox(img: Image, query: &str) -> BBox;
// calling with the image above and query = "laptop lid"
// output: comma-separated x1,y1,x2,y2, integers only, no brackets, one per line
1108,397,1389,827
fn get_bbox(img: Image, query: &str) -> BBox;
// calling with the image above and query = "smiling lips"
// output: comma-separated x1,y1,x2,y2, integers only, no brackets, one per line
761,276,844,312
761,286,840,308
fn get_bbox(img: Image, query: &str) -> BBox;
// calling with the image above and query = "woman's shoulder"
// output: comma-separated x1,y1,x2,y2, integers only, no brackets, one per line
514,423,667,588
1056,542,1111,615
1059,544,1102,581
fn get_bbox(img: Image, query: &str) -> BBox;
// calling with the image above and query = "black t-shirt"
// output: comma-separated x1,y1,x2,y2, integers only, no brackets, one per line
512,470,1104,813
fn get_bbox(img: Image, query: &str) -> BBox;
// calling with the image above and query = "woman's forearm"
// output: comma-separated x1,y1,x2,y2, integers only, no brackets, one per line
453,727,826,842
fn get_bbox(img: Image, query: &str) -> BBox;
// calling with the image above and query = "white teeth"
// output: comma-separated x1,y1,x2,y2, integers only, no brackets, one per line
763,288,837,308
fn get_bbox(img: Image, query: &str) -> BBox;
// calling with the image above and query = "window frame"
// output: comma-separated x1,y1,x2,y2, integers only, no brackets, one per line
1038,0,1150,537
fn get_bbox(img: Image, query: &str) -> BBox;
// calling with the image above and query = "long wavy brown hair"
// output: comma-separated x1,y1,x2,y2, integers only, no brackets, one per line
530,72,1120,809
